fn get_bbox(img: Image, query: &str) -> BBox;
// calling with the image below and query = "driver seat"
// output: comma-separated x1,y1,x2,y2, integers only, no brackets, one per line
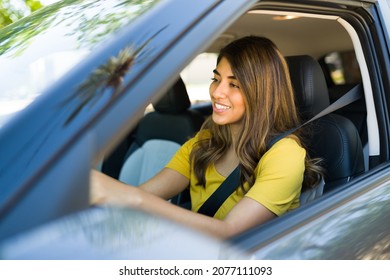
286,55,365,193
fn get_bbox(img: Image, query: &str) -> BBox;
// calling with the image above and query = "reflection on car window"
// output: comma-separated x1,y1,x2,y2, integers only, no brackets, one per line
62,30,161,126
0,0,160,128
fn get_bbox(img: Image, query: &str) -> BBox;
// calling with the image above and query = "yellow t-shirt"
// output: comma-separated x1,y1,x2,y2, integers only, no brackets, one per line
165,131,305,220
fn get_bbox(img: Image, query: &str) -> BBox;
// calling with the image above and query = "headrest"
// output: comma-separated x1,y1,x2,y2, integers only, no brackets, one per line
153,77,191,114
286,55,330,120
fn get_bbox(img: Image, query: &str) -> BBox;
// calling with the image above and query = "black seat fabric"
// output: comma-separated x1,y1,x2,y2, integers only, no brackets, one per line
328,83,367,145
318,54,367,146
286,55,365,192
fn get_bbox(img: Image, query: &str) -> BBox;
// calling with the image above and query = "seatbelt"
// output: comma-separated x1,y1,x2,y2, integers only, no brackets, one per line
197,84,362,217
197,165,241,216
269,83,362,147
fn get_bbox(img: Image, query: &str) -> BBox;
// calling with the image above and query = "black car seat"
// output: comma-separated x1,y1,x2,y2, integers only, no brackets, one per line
328,83,368,151
117,77,205,190
286,55,365,193
318,54,367,147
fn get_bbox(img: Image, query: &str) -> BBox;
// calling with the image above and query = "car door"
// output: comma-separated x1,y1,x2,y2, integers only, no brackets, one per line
0,0,258,242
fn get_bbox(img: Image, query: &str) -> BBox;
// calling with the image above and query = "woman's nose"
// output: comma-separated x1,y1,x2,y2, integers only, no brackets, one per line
210,82,227,99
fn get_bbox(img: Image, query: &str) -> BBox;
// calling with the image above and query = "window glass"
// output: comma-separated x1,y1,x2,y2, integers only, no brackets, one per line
181,52,217,104
323,51,361,85
0,0,160,127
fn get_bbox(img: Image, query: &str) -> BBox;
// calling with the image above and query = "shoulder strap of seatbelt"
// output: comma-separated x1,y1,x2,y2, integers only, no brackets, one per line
197,165,240,216
197,84,362,217
268,83,363,148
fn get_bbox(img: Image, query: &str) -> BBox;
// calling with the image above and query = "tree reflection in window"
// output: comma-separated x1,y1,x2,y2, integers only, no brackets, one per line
63,41,151,125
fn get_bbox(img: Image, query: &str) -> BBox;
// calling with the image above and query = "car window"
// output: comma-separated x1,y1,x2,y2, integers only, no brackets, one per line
180,52,217,104
322,51,361,85
144,53,216,114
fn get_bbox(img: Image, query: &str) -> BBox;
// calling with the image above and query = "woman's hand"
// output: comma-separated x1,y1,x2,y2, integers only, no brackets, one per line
89,169,141,207
89,169,108,205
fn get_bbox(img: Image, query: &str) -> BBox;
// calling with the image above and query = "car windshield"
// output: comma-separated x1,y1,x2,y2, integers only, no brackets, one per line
0,0,160,128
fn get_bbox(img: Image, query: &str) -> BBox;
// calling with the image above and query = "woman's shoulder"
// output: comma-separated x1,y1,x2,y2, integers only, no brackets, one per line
256,136,306,178
191,129,211,141
271,135,303,148
266,136,306,158
181,129,211,149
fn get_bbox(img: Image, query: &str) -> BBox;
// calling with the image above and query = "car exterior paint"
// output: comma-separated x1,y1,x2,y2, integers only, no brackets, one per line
0,0,389,259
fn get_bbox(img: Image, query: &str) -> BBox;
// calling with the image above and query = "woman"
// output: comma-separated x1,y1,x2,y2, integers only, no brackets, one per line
91,36,322,239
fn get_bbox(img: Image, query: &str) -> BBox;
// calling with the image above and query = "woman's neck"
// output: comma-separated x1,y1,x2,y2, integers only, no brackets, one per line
229,123,242,146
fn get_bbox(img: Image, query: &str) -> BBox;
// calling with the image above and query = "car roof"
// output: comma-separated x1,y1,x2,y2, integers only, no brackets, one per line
207,0,379,58
207,11,353,59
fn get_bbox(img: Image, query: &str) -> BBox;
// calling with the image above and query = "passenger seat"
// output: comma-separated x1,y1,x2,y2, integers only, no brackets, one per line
118,77,205,191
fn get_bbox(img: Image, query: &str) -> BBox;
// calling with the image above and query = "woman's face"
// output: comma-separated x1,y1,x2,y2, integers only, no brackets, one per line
209,57,246,130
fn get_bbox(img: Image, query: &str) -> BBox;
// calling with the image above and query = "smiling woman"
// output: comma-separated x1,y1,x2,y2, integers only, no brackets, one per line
90,36,323,239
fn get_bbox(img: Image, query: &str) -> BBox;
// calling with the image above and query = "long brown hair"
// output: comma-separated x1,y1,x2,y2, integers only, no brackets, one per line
190,36,322,191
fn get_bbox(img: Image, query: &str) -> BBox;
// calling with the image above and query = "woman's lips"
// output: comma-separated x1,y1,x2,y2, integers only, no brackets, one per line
214,102,231,112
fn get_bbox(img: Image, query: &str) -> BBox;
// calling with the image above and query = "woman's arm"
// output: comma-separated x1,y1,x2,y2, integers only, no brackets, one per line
131,191,276,239
90,168,189,204
90,170,275,239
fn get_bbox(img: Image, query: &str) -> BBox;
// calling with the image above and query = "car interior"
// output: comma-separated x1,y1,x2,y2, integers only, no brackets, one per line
99,7,370,209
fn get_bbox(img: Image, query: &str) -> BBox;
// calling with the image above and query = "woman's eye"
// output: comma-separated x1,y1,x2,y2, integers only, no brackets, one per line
230,83,239,89
211,77,218,83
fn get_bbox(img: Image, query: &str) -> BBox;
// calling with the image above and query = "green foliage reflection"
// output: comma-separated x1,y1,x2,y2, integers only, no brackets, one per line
0,0,159,57
0,0,43,28
63,26,163,125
